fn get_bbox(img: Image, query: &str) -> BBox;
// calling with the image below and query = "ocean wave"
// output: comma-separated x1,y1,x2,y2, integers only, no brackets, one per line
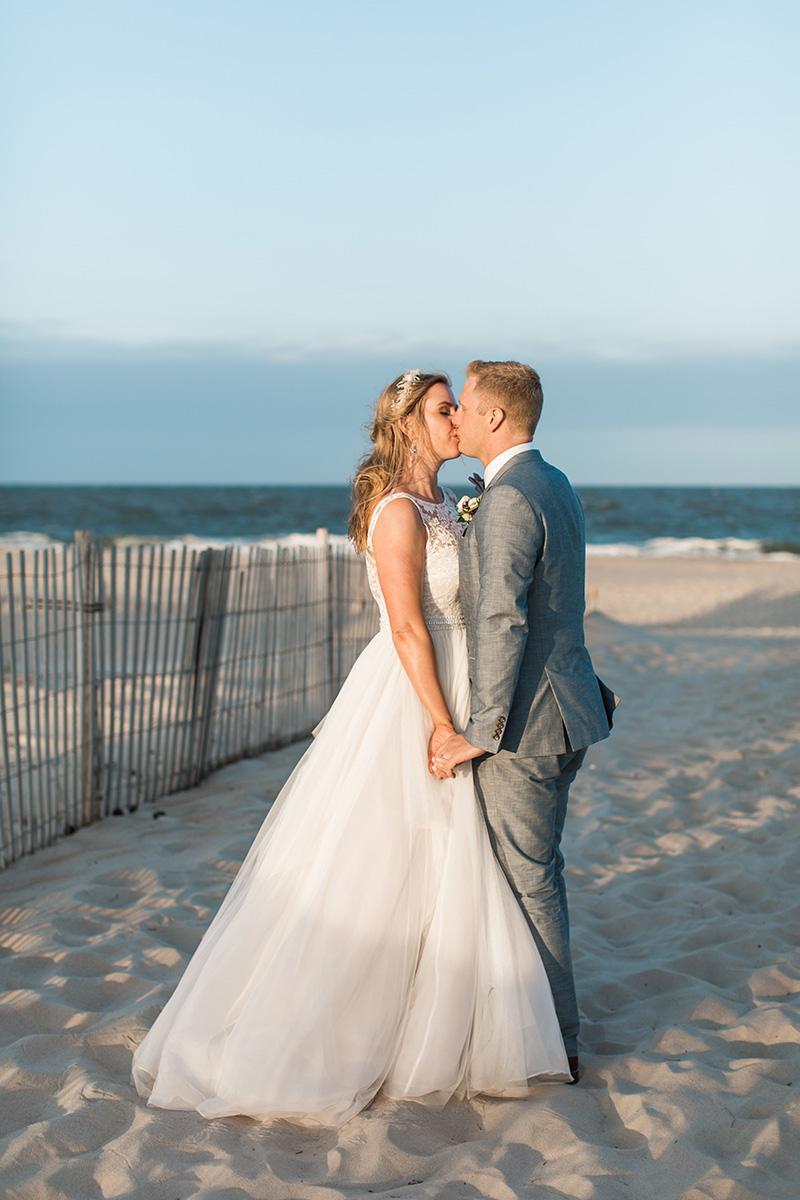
108,532,353,551
1,531,797,560
0,531,66,548
0,531,354,553
586,537,800,560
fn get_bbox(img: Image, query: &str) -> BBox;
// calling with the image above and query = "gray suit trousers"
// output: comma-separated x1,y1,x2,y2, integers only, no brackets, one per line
473,746,586,1056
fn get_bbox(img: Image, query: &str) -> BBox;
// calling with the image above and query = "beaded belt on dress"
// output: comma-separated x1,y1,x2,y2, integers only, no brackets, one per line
426,615,465,630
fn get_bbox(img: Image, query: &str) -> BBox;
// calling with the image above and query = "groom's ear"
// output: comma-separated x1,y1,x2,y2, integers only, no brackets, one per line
487,407,506,431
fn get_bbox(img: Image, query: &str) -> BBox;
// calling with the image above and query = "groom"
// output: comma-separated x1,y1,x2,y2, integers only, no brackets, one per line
430,360,617,1082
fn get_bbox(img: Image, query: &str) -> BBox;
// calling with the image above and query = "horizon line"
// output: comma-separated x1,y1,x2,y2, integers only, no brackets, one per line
2,481,799,490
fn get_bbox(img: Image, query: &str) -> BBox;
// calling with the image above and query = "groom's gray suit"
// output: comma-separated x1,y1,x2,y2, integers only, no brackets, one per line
459,448,616,1056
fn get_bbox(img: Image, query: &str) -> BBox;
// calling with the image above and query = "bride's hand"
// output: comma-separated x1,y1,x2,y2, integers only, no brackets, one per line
428,722,455,775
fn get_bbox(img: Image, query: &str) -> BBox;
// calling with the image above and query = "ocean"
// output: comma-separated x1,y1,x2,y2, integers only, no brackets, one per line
0,485,798,559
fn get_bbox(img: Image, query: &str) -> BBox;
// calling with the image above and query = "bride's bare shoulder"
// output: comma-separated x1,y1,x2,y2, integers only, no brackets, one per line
369,494,426,554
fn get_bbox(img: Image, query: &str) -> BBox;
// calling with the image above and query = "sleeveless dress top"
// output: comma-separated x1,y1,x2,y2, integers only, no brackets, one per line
366,489,465,632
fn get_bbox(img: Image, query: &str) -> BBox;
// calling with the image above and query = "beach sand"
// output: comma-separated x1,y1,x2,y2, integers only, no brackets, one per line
1,557,799,1199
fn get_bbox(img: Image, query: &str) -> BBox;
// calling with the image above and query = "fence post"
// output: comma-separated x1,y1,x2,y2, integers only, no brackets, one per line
75,530,103,824
316,528,334,709
188,548,230,787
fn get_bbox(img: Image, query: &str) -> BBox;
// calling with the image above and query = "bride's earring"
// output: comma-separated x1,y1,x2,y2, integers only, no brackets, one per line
409,442,417,460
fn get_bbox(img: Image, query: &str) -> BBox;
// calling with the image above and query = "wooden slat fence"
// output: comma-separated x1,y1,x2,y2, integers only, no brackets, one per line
0,530,379,867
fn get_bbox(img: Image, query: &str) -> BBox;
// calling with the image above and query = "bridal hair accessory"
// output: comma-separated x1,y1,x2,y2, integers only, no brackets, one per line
392,369,422,409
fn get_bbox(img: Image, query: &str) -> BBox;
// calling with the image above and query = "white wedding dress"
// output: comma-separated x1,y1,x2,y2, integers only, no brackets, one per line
132,490,570,1126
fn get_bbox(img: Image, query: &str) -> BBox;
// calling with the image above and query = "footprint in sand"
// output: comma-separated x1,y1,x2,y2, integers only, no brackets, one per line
76,884,142,911
59,971,146,1013
50,914,110,942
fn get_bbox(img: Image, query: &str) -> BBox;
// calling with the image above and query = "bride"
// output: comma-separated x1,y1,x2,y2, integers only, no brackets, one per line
132,369,571,1127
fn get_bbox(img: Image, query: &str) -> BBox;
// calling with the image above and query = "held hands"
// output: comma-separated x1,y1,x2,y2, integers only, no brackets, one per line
428,723,454,776
428,726,483,779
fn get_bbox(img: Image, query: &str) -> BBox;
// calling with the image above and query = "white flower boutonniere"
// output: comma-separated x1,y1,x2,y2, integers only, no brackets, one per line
456,494,481,525
456,476,486,534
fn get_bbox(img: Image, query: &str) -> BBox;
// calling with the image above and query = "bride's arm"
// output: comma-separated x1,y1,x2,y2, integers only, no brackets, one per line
370,498,455,743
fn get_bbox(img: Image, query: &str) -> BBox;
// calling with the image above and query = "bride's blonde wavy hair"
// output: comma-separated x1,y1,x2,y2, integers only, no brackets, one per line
348,370,451,553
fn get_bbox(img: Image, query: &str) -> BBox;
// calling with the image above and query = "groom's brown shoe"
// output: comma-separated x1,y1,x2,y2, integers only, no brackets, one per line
567,1056,580,1084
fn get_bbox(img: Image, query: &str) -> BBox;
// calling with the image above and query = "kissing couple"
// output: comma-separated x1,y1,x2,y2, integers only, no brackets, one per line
133,359,618,1127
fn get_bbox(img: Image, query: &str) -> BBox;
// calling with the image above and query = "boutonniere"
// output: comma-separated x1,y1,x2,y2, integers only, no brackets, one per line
456,473,486,535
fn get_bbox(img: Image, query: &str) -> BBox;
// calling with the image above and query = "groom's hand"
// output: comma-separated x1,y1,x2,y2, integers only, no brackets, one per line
430,732,483,780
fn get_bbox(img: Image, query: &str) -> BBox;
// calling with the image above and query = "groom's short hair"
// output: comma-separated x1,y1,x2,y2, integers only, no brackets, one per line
467,360,543,435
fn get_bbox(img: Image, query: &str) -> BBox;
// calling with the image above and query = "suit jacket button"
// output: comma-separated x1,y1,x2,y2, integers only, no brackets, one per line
493,732,500,741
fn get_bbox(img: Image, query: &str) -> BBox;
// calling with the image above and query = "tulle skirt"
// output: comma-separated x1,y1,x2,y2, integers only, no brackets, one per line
132,626,570,1126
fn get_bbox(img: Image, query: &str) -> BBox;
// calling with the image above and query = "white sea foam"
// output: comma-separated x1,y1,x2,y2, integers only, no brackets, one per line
143,532,354,554
1,532,796,560
586,537,797,561
0,531,65,549
0,531,354,553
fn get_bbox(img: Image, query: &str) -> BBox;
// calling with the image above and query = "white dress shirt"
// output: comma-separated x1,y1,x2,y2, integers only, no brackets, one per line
483,440,537,487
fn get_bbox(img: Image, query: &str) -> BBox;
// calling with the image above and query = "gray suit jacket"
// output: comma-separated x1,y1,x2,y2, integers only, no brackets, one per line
459,449,616,757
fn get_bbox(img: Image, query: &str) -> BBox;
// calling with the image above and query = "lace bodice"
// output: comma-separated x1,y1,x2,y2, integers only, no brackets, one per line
366,489,465,632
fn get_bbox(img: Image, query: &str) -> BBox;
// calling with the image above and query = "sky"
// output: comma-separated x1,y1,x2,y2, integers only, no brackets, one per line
1,0,798,485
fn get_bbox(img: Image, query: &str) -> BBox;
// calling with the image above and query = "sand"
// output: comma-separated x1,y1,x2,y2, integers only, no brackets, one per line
1,556,799,1200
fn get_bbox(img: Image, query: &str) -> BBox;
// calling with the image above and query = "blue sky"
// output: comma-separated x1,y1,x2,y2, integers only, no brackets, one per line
1,0,798,484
